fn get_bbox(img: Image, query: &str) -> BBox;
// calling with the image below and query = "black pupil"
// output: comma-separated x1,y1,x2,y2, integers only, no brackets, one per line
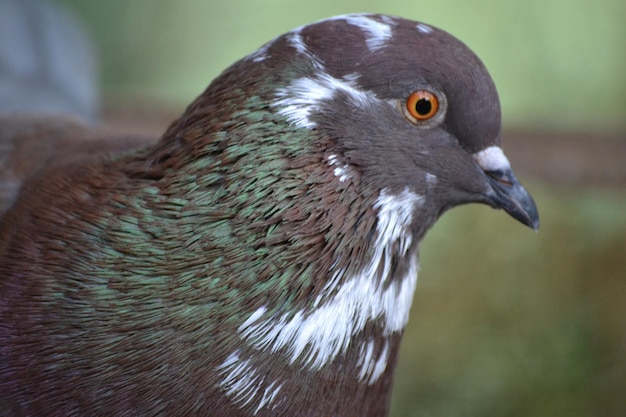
415,98,432,115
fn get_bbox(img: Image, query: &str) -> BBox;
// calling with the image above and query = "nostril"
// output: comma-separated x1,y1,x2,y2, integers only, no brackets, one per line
485,170,513,186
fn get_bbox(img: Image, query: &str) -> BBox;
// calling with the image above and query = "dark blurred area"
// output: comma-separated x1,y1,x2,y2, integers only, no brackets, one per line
1,1,624,416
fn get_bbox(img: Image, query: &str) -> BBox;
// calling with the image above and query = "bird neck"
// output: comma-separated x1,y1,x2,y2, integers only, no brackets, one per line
116,98,428,416
208,188,420,416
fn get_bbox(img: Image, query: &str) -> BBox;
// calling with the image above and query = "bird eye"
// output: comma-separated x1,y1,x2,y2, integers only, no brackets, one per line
404,90,439,122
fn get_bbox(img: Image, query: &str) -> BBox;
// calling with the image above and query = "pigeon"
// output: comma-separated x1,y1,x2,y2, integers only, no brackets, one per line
0,13,539,417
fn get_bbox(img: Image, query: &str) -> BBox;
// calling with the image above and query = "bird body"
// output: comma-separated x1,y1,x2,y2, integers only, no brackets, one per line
0,14,538,416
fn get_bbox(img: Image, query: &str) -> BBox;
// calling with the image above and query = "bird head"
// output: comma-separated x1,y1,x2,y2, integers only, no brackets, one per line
185,14,539,233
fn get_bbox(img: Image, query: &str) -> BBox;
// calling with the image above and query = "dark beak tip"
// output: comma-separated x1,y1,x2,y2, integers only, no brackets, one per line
531,207,540,231
505,198,540,232
521,190,540,232
515,191,540,231
531,218,540,232
524,208,540,232
485,169,539,232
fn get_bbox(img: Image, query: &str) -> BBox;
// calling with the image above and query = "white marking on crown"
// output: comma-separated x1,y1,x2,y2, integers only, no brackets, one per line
272,69,373,129
379,15,398,26
343,15,393,51
217,351,282,414
287,29,309,56
473,146,511,172
416,23,433,34
247,40,272,63
238,188,422,372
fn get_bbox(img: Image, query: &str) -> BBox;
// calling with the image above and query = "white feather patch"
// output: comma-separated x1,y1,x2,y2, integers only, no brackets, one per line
286,29,309,56
238,188,422,374
369,340,390,384
343,15,393,51
328,154,351,182
357,339,390,384
218,351,282,414
416,23,433,34
272,70,373,129
473,146,511,172
247,41,272,63
425,173,438,186
217,352,261,406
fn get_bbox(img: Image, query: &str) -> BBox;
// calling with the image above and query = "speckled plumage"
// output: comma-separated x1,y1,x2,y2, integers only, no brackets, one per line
0,14,538,417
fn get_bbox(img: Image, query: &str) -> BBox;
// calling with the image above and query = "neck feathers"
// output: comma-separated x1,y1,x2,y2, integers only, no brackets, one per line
218,186,424,416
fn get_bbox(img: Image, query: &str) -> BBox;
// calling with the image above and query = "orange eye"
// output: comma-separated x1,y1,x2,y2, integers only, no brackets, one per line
405,90,439,121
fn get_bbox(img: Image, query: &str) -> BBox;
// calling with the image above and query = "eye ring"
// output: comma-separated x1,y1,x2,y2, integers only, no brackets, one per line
404,90,439,122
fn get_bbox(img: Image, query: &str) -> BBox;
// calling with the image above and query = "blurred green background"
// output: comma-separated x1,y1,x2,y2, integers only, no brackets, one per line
57,0,626,132
56,1,626,416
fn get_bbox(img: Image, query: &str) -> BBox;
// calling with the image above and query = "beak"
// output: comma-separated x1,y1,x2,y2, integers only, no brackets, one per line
485,168,540,231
